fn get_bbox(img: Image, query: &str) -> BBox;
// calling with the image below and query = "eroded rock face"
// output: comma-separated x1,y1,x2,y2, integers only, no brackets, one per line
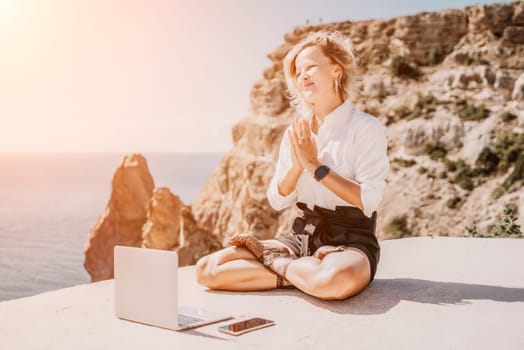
175,207,222,266
402,115,464,155
503,25,524,44
142,187,222,266
429,66,495,91
363,76,395,99
191,144,286,246
514,2,524,25
393,10,468,65
467,3,514,36
513,72,524,99
142,187,184,250
250,78,288,116
494,68,517,90
84,154,154,282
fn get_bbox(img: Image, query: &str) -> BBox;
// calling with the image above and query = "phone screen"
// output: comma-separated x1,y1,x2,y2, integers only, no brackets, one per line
219,317,274,335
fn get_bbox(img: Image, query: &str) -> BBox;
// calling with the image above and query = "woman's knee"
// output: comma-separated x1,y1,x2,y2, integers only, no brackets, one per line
195,246,255,287
195,250,225,286
308,266,363,300
195,254,215,286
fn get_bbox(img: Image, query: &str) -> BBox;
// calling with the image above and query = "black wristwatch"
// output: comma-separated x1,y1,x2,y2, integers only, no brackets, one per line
314,165,330,181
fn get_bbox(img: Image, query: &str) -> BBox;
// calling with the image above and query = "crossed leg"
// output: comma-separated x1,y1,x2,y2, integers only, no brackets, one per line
195,245,279,291
286,247,371,300
196,241,371,300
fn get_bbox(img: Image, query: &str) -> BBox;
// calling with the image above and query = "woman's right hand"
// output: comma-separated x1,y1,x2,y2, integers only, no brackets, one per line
277,120,306,197
288,120,305,172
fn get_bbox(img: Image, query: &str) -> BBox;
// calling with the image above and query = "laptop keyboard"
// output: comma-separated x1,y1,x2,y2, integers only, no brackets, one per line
178,313,205,327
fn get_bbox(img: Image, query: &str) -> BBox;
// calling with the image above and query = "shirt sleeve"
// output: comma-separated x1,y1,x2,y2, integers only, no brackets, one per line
266,126,298,211
353,118,390,218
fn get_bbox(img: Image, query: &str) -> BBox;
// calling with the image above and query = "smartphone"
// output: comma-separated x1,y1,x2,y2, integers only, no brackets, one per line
218,317,275,336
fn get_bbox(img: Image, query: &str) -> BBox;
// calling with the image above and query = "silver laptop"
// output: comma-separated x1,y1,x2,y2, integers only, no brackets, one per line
114,245,232,331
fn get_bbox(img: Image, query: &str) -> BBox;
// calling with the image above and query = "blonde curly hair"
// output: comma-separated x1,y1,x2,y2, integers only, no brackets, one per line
283,30,360,118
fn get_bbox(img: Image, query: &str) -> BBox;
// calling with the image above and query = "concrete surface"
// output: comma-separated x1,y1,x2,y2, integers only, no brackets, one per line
1,237,524,349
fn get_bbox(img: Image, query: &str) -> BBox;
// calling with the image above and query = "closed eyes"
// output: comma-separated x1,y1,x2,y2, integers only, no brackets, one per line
295,62,333,80
295,64,317,79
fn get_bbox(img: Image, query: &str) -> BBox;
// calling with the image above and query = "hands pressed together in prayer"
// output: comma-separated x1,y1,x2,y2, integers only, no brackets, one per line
288,118,321,174
285,117,364,211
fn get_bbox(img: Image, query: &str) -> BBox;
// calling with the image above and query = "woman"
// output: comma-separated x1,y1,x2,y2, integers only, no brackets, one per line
196,31,389,300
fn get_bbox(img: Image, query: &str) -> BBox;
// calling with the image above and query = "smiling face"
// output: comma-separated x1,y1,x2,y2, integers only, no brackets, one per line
294,45,341,105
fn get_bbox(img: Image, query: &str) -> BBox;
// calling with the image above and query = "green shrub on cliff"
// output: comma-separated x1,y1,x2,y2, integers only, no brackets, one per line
394,105,412,120
444,158,458,172
449,159,477,191
446,196,463,209
503,153,524,187
424,141,447,161
494,153,524,199
474,132,523,174
391,55,421,79
428,47,445,66
418,166,428,174
493,133,524,172
443,157,481,192
440,132,524,198
459,103,490,121
384,215,411,239
489,132,524,198
465,206,522,238
394,94,437,121
453,52,489,66
475,147,500,176
393,157,417,167
500,111,517,122
409,94,437,120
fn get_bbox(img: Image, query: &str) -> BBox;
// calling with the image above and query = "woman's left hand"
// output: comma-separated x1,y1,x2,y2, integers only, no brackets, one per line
289,118,320,173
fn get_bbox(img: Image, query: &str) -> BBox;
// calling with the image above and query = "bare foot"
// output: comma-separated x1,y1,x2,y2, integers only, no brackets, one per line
229,233,295,288
229,233,265,260
263,250,295,279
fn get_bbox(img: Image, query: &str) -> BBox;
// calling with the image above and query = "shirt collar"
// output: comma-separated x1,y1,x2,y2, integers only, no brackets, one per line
316,99,353,136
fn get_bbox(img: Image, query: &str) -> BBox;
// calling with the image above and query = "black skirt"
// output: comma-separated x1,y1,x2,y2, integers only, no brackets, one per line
276,201,380,282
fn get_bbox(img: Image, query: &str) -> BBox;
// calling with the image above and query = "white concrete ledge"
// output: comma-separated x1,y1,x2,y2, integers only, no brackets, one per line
1,237,524,349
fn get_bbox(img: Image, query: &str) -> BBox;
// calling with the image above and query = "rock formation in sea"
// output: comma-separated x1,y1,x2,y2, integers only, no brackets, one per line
142,187,221,266
85,1,524,281
84,154,155,282
84,157,221,281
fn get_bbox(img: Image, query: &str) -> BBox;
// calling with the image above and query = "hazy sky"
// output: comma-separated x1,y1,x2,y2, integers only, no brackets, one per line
0,0,510,153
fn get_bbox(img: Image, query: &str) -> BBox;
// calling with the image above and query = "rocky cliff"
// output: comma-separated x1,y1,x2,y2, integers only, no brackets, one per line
85,1,524,281
84,154,154,282
193,1,524,242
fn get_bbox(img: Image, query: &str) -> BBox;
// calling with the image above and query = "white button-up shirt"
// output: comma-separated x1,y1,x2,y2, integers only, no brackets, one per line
266,99,389,218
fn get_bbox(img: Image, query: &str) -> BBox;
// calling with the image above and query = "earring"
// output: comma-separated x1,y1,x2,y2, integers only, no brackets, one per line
334,78,340,95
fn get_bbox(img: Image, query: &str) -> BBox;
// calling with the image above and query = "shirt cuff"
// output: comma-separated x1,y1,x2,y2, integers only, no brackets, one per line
266,181,297,211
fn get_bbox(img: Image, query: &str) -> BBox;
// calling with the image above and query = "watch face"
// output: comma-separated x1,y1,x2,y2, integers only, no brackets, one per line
314,165,330,180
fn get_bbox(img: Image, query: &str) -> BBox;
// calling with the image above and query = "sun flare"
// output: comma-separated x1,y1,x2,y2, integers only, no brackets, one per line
0,0,22,23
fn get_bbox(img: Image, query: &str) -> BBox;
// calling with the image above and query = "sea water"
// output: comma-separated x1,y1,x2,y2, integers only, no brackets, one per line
0,152,224,301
